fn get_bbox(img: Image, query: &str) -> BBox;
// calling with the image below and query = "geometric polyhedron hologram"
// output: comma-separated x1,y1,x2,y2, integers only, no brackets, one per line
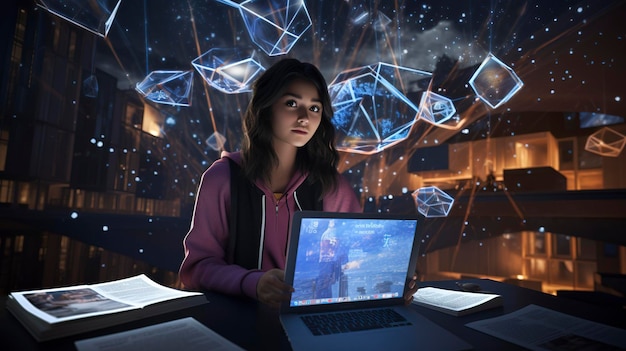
584,127,626,157
329,62,432,155
418,91,457,125
412,186,454,217
469,53,523,109
38,0,122,38
192,48,265,94
217,0,312,56
206,131,227,151
82,75,99,98
135,70,194,107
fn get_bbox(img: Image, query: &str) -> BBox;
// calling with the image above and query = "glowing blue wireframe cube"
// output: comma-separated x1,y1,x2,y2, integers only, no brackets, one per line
585,127,626,157
192,48,265,94
412,186,454,218
329,62,432,155
37,0,122,38
469,53,523,109
135,70,194,107
82,75,99,98
418,91,456,125
206,132,227,151
238,0,312,56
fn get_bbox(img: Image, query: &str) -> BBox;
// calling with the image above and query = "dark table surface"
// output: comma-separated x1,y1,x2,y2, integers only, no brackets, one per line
2,278,625,351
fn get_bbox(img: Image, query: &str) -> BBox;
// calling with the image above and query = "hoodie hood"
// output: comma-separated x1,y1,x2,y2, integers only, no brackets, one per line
219,151,309,197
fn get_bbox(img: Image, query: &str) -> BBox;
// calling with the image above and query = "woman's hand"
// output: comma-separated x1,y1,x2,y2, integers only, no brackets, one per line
257,269,294,309
403,274,418,306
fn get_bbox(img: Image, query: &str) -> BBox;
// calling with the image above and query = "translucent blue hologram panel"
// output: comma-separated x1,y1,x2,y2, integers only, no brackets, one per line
239,0,312,56
418,91,456,125
206,132,227,151
469,53,523,109
372,12,392,32
412,186,454,218
192,48,265,94
579,112,625,129
82,75,99,98
585,127,626,157
135,70,194,107
329,63,432,155
38,0,122,38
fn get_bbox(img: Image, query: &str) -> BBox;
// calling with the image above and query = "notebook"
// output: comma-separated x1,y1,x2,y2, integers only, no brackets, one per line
279,211,472,351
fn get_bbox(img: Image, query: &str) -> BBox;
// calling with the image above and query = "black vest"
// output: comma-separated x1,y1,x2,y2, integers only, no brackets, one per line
226,158,323,269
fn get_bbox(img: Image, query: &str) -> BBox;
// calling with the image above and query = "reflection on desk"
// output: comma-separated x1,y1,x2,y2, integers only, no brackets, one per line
1,279,625,351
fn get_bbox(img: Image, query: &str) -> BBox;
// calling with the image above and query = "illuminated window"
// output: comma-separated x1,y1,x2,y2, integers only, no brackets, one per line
526,232,546,256
524,258,547,279
549,260,574,285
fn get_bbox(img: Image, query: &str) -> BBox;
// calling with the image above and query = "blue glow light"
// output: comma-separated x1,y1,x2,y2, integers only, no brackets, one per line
469,53,524,109
418,91,457,125
82,75,99,98
217,0,312,56
37,0,122,38
135,70,194,106
192,48,265,94
206,132,227,151
329,62,432,155
412,186,455,217
579,112,625,128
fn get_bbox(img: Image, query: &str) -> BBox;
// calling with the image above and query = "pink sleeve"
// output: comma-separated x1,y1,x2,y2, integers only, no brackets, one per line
178,159,263,299
323,173,363,213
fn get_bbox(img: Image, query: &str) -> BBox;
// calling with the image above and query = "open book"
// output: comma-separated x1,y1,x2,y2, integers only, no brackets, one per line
6,274,208,341
412,286,502,316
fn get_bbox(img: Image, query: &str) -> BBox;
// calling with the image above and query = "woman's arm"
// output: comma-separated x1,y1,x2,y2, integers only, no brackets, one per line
178,158,263,299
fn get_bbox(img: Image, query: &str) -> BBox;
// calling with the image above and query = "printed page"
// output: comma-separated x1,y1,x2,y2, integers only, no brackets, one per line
413,287,500,311
9,284,137,324
90,274,202,307
75,317,245,351
465,304,626,350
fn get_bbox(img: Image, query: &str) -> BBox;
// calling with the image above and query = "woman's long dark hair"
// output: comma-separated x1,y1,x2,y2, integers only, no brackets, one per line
241,58,339,196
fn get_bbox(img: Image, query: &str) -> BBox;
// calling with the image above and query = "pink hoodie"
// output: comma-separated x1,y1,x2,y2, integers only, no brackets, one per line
179,151,362,299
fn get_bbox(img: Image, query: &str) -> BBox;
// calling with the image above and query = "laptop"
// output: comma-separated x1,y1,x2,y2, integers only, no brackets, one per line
280,211,471,351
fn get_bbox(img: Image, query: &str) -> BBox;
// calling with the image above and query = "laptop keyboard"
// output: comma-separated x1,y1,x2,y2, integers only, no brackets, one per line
301,308,412,336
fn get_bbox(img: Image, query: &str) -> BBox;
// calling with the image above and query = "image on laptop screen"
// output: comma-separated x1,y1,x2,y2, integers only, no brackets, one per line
289,216,418,307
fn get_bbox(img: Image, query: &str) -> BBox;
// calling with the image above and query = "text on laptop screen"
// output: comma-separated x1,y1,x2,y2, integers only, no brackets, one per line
289,217,418,307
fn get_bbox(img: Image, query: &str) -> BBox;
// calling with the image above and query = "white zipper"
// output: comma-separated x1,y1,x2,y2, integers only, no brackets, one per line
293,191,303,211
258,195,266,269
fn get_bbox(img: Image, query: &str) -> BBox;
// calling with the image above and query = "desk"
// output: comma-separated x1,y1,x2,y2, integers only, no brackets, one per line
1,279,625,351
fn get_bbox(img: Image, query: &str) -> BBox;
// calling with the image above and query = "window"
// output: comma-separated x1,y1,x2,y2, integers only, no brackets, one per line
526,232,546,256
552,234,572,257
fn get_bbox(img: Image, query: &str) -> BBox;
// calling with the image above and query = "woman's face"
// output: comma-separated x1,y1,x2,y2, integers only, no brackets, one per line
270,79,323,149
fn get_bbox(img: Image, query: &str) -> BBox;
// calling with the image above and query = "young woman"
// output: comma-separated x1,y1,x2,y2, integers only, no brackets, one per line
179,58,416,308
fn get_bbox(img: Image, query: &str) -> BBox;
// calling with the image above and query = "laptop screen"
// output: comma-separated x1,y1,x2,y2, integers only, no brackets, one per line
287,212,419,307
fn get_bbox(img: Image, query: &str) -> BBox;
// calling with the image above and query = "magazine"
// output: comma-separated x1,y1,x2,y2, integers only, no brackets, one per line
6,274,208,341
412,286,502,316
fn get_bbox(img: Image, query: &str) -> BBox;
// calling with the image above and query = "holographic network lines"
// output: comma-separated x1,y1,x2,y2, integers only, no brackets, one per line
215,0,312,56
37,0,122,38
328,62,432,155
